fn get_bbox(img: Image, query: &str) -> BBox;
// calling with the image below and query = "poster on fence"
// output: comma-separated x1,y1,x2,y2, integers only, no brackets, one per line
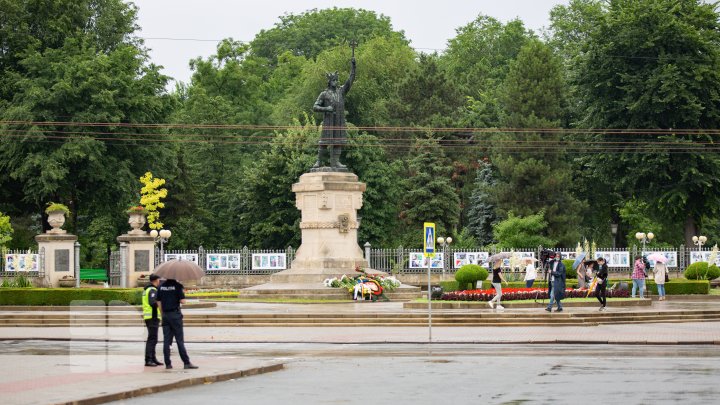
409,252,444,269
206,254,241,270
499,252,535,268
453,252,489,268
4,254,38,272
594,251,630,268
642,251,678,268
689,251,720,266
164,254,198,264
252,253,286,270
560,252,580,260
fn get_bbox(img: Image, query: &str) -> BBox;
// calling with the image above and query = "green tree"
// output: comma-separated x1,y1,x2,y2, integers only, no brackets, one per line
493,212,557,249
572,0,720,245
250,8,406,64
466,160,497,246
0,211,13,250
398,137,461,246
489,40,584,246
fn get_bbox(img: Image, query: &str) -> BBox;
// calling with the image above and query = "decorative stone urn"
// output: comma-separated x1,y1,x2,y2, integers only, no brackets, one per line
128,212,147,235
58,277,76,288
47,211,67,234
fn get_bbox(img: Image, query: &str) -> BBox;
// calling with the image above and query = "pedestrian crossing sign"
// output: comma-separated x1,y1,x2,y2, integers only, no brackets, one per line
424,222,435,258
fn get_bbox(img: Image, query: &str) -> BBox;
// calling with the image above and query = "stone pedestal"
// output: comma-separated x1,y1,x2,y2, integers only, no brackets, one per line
35,233,78,288
116,233,156,288
270,171,370,283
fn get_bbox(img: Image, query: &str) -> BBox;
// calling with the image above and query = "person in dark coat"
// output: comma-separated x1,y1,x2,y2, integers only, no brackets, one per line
595,257,609,310
545,254,566,312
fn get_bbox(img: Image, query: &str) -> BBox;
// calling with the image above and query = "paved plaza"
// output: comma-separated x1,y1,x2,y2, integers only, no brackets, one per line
1,299,719,404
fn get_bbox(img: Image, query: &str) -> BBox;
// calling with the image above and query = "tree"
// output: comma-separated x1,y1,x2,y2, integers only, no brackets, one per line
0,0,174,242
493,212,557,249
466,160,497,245
488,40,584,246
0,211,13,250
250,8,406,64
398,137,461,246
572,0,720,245
139,172,168,231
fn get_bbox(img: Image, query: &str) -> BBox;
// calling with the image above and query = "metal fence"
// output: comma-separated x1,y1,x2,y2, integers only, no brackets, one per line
156,246,297,275
0,248,45,281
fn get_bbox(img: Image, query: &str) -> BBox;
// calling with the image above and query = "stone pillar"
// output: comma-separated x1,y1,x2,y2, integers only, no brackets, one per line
117,233,156,288
270,171,369,283
35,233,78,288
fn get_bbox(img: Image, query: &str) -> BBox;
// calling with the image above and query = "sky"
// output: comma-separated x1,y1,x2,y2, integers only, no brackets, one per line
128,0,570,86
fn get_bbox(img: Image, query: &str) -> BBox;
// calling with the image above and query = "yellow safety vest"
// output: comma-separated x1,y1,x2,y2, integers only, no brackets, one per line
142,286,161,320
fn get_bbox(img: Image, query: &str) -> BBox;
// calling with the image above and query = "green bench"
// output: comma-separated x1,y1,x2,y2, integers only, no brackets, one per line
80,268,108,281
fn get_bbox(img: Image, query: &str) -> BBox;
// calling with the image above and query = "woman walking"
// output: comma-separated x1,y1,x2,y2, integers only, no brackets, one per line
595,257,609,310
654,262,668,300
488,260,508,310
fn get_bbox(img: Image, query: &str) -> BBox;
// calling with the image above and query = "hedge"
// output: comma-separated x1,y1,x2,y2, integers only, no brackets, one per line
0,288,143,306
684,262,720,280
439,279,709,295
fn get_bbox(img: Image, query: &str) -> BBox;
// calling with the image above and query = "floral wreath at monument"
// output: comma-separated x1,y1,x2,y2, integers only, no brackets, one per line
323,266,401,301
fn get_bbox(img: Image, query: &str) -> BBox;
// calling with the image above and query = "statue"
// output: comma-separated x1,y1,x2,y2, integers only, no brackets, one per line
311,41,357,172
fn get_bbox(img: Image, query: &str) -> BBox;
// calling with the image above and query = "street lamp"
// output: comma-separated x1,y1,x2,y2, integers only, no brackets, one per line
436,236,453,276
692,235,707,252
635,232,654,253
150,229,171,262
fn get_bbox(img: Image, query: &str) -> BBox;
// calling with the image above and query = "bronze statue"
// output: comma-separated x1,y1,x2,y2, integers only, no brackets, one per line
311,42,356,172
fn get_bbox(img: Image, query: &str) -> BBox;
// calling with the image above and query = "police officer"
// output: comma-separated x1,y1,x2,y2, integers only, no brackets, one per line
156,278,198,369
143,274,163,367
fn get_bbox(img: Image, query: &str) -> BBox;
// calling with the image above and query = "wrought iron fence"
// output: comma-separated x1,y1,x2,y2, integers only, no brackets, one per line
157,246,297,275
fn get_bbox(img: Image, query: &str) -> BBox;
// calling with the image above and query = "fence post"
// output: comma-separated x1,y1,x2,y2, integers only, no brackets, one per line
679,244,686,278
74,241,81,288
243,246,250,274
364,242,371,264
119,242,128,288
198,246,205,270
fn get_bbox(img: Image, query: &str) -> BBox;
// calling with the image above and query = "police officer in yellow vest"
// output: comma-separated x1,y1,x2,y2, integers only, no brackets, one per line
143,274,163,367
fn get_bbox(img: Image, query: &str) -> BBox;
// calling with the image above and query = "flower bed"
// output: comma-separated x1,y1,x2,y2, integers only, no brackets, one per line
441,287,629,301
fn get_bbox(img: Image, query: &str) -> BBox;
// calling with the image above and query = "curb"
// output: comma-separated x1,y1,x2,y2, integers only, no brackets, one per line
404,300,653,310
0,303,216,311
53,362,284,405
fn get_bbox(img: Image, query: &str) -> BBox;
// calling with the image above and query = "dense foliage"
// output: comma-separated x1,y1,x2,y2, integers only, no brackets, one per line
2,1,720,265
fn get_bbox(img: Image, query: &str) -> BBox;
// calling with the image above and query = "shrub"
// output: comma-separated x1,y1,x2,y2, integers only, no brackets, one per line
0,288,143,306
684,262,720,280
455,264,488,290
562,259,577,279
45,202,70,215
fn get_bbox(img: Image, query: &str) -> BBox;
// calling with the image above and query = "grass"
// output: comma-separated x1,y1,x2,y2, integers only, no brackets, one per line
207,298,357,304
415,297,639,304
710,288,720,296
186,291,239,298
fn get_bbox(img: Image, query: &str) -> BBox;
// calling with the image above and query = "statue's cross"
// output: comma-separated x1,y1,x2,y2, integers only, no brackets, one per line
350,39,358,57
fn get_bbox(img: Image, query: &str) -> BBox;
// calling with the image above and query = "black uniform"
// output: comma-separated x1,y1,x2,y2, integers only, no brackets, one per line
157,279,191,367
596,262,609,308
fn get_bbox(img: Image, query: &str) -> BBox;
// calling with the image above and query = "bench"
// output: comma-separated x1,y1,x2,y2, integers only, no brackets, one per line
80,268,108,281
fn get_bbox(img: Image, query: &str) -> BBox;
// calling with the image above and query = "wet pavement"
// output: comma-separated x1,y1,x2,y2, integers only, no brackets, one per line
100,343,720,405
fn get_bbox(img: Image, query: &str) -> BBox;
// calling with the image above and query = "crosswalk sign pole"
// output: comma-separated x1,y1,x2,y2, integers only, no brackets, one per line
424,222,435,343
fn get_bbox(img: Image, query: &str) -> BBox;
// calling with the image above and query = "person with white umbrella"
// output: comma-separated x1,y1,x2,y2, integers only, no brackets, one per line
648,253,669,301
488,259,509,310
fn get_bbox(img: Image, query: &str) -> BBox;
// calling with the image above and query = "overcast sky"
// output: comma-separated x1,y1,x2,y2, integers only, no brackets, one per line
128,0,570,86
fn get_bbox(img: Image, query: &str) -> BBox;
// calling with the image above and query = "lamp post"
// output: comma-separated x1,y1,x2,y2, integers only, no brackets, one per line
150,229,171,263
436,236,453,276
692,235,707,252
635,231,654,254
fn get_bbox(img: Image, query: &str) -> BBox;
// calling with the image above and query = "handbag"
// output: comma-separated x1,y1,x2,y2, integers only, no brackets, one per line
665,272,669,282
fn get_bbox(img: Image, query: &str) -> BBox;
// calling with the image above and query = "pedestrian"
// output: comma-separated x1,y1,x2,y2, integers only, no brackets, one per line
523,258,537,288
157,278,198,370
488,260,508,310
576,261,587,289
143,274,163,367
545,253,566,312
631,255,646,298
595,257,609,311
653,262,668,301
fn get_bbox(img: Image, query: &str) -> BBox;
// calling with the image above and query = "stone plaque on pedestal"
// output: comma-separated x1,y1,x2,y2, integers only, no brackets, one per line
55,249,70,272
134,250,150,272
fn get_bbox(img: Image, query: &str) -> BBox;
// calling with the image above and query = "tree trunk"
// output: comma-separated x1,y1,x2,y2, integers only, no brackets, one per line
684,215,698,247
